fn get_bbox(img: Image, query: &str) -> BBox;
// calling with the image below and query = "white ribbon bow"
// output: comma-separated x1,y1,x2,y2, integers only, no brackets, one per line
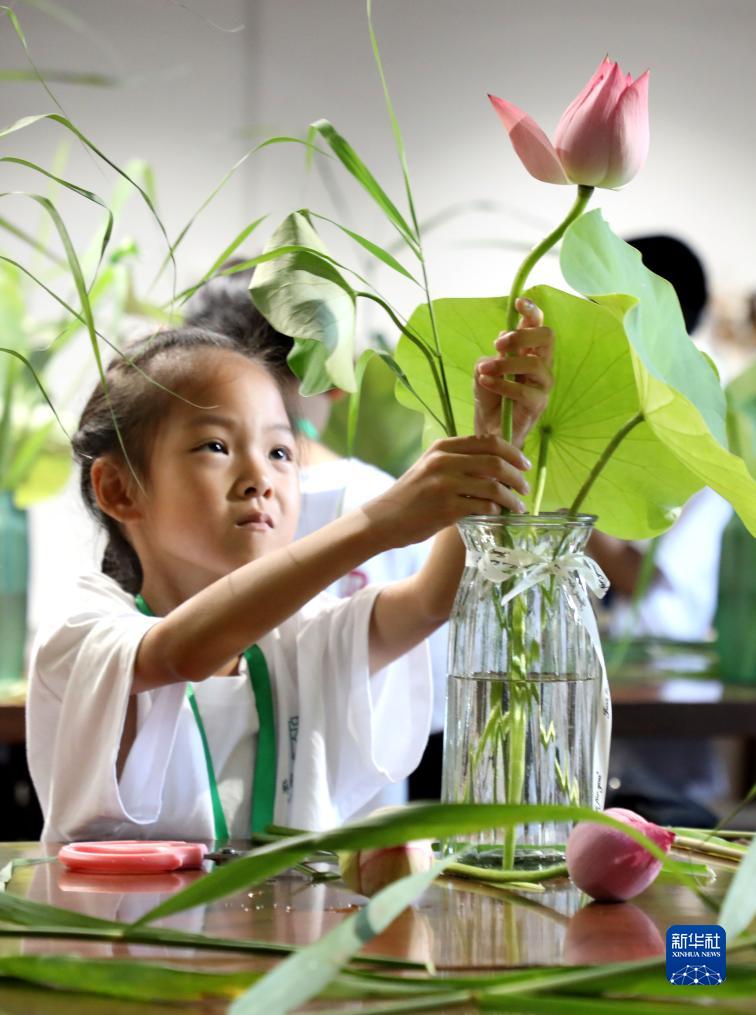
468,546,610,606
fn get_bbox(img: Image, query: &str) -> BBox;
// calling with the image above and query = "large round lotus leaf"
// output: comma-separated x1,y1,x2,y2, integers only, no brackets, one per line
394,285,703,538
562,212,756,535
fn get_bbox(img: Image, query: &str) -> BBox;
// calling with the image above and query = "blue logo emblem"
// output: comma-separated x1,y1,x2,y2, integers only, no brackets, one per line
666,924,726,985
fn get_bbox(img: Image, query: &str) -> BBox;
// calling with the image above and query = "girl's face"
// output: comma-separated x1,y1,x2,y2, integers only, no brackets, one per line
131,349,300,598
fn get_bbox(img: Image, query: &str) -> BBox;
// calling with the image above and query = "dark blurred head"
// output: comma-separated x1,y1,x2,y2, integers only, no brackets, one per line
626,235,708,334
183,259,294,378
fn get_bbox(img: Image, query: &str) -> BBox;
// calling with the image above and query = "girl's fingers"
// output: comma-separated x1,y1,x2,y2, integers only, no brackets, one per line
430,434,531,471
454,476,527,515
495,327,554,364
440,452,530,496
479,377,548,409
514,296,544,328
478,355,553,390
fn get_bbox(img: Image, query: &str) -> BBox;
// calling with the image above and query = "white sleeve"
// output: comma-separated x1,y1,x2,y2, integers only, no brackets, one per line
27,585,186,841
631,489,733,639
287,585,432,829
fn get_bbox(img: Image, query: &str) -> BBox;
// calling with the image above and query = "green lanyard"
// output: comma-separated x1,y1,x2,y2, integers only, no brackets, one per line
134,595,277,841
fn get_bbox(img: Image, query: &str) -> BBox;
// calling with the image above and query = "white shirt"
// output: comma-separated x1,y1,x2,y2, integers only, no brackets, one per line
26,572,432,841
609,488,733,640
297,457,449,733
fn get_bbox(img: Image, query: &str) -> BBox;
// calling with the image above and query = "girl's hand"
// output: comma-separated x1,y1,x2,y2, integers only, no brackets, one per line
364,433,531,548
474,297,554,447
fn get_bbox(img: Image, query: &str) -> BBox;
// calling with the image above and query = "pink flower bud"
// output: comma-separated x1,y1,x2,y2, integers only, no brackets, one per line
490,58,649,189
339,841,435,897
566,807,675,902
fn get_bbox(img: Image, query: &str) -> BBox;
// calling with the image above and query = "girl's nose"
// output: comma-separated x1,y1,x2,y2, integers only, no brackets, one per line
236,461,272,499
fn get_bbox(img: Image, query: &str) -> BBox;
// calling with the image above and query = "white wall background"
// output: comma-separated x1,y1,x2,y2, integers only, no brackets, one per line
1,0,753,632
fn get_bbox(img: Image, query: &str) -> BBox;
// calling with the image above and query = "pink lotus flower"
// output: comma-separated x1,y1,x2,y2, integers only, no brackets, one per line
566,807,675,902
489,58,650,189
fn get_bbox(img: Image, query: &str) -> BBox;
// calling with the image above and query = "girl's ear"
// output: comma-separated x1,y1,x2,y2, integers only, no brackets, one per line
91,456,143,523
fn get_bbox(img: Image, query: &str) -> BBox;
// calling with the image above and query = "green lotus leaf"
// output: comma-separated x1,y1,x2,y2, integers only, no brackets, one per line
726,359,756,478
573,285,756,536
250,211,356,393
560,208,728,446
394,286,703,538
632,353,756,535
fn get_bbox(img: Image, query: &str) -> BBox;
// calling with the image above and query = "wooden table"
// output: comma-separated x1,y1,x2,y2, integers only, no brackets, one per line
0,840,753,1013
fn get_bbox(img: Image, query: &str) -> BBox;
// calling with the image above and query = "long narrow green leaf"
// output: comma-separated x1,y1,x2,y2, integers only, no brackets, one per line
0,113,173,282
0,955,258,1003
0,254,210,410
365,0,421,248
173,241,375,309
150,136,328,291
0,6,74,124
12,0,121,67
136,803,693,925
0,214,66,265
308,118,420,257
348,936,756,995
0,194,143,486
310,211,420,283
230,859,451,1014
720,833,756,938
372,347,448,432
2,160,113,282
0,348,69,445
176,215,267,308
0,69,117,85
714,783,756,835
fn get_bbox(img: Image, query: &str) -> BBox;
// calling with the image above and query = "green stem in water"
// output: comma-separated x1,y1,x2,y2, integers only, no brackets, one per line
569,411,645,514
501,184,594,442
532,426,551,515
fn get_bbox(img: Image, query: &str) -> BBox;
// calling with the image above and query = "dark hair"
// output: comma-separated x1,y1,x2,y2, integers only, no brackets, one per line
626,234,708,334
73,325,296,595
183,260,294,378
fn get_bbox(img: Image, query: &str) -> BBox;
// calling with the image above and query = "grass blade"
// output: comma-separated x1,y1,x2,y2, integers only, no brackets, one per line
0,348,69,447
0,69,117,85
2,159,113,281
176,215,267,307
365,0,420,245
0,956,259,1003
230,859,451,1014
0,113,173,286
309,118,420,257
149,135,327,291
0,213,66,265
310,211,420,283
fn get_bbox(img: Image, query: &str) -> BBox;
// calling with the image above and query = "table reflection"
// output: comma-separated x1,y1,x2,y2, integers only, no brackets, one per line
14,844,722,971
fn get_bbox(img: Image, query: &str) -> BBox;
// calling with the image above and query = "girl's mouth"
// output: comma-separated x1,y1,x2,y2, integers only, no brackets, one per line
236,511,274,530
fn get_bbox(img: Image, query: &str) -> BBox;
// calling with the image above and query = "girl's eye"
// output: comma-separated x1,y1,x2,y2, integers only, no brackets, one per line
202,440,227,454
270,446,293,462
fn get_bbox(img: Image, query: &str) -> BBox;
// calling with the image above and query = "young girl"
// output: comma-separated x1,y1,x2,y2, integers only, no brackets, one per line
27,303,553,842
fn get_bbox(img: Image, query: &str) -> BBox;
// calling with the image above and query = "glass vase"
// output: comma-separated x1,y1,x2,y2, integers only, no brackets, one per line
441,512,610,869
